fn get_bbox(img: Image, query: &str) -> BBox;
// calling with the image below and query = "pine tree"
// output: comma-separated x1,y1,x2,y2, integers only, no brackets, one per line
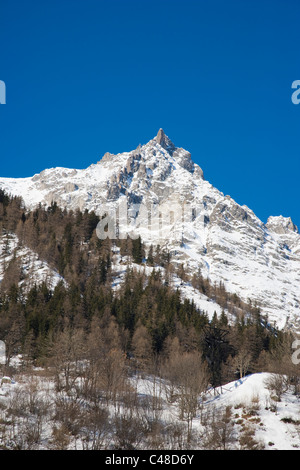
132,236,143,264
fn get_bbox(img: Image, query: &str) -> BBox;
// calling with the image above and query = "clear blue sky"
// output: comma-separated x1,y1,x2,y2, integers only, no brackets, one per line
0,0,300,227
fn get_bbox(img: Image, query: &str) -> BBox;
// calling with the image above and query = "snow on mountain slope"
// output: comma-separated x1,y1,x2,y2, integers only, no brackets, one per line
0,232,64,292
110,251,230,322
204,372,300,450
0,129,300,331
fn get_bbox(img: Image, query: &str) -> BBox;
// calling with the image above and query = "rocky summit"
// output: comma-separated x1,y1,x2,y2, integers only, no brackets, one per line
1,129,300,332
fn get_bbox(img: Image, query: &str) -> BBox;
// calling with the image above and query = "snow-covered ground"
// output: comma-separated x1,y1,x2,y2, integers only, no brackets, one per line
133,371,300,450
204,373,300,450
1,369,299,450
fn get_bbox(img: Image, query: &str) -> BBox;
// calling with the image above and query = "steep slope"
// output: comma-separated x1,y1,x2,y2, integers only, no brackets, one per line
0,232,64,293
0,129,299,331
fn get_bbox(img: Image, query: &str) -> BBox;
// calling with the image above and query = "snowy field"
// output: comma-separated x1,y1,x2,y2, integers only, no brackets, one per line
203,372,300,450
0,365,299,450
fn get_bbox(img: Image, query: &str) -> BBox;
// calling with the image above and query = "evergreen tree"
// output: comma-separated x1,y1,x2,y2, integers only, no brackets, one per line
202,325,232,388
132,236,143,264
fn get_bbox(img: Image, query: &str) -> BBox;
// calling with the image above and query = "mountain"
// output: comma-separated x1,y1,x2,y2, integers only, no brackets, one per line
1,129,300,332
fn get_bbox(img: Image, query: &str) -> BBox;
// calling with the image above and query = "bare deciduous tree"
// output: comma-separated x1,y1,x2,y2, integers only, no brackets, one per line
202,405,236,450
163,348,209,442
49,327,86,393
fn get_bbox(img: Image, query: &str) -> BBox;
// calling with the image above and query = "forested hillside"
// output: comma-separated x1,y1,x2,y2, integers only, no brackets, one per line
0,190,299,450
0,189,295,384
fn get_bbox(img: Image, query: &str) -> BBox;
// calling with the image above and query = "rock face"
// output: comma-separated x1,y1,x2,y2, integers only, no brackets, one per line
155,128,175,153
266,216,298,235
0,129,300,331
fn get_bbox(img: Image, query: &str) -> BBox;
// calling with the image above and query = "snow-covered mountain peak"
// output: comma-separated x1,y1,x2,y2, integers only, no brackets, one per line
266,215,298,235
154,128,176,154
0,130,300,332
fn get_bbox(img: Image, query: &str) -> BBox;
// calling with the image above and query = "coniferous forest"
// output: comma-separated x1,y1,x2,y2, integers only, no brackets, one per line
0,189,298,450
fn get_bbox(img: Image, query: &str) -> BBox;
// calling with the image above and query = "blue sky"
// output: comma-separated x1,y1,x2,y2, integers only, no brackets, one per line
0,0,300,227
